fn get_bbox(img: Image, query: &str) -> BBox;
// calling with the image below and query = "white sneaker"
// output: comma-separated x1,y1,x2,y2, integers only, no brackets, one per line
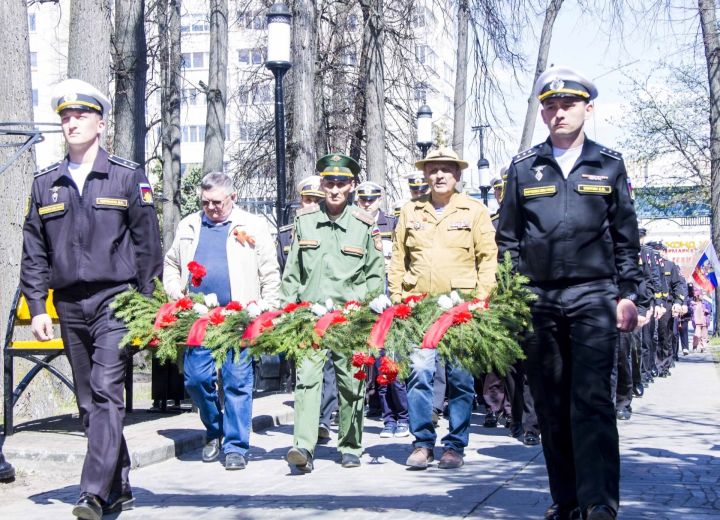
394,423,410,437
682,348,689,355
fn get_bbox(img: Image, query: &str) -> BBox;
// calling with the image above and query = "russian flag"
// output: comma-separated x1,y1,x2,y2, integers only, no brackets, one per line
692,242,720,293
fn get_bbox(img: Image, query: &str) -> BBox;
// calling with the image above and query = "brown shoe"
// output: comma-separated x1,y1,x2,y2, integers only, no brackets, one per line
406,447,434,469
438,448,464,469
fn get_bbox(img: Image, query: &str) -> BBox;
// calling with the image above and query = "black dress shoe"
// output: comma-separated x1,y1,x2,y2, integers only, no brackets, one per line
0,454,15,481
103,489,135,514
632,383,644,397
585,504,616,519
202,438,221,462
544,503,580,520
341,453,361,468
72,492,103,520
483,411,498,428
286,447,313,473
509,422,523,439
523,431,540,445
225,452,247,470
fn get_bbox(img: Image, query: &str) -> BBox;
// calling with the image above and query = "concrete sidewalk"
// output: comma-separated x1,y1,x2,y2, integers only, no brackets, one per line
2,391,295,469
0,347,718,519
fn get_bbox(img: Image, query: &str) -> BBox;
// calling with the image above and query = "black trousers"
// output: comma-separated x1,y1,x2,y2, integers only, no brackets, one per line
506,359,539,434
655,303,673,373
611,332,634,410
54,284,130,502
641,315,656,377
525,281,619,512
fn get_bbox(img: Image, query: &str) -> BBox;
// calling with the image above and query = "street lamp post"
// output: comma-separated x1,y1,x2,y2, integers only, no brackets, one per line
265,3,292,229
416,104,433,158
472,124,491,205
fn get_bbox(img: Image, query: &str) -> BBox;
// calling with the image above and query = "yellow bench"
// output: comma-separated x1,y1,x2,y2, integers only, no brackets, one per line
3,288,135,435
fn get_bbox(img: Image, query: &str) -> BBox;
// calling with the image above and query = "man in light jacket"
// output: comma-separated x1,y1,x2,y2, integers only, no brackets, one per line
164,172,280,470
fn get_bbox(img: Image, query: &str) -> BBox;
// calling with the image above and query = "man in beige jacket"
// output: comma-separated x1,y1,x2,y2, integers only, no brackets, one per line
388,148,497,470
164,172,280,470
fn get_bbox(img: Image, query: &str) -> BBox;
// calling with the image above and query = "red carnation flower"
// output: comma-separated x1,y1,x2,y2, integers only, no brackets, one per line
209,308,225,325
344,300,362,309
376,374,389,385
353,370,367,381
158,314,178,327
176,296,194,310
187,261,207,277
453,310,473,325
191,276,203,288
331,314,348,325
351,352,366,368
379,357,400,377
364,354,376,366
394,304,412,319
225,301,243,312
148,338,159,347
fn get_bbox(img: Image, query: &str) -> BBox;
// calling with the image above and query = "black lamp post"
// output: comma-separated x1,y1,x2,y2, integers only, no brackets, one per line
472,124,491,205
416,104,433,158
265,3,292,229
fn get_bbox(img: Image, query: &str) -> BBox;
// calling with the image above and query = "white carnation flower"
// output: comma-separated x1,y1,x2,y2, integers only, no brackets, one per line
193,303,209,315
450,291,462,305
437,295,453,310
246,302,261,318
204,293,219,308
311,303,329,316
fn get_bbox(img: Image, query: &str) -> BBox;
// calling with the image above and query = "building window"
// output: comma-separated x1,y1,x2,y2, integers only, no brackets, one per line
347,14,358,31
415,45,427,64
413,82,427,103
238,122,263,142
182,88,204,105
237,10,266,30
238,48,264,66
181,14,209,33
411,12,425,28
181,125,206,143
237,87,250,105
30,52,37,69
28,13,36,32
252,85,272,104
32,89,38,107
181,52,207,69
342,52,358,66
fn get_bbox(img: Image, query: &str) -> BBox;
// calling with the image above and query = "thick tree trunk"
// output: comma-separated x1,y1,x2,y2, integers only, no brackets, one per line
698,0,720,334
0,0,36,350
288,0,316,195
518,0,563,151
68,0,112,95
113,0,147,163
361,0,386,186
452,0,469,155
203,0,228,174
160,0,182,252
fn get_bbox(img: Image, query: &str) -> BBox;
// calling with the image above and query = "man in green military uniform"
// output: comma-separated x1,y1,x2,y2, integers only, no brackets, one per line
281,153,385,472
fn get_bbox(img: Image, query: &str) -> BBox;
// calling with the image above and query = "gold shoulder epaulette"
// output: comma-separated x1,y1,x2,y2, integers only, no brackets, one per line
34,161,61,177
600,147,622,160
490,213,499,221
296,204,320,217
108,154,140,170
352,208,374,226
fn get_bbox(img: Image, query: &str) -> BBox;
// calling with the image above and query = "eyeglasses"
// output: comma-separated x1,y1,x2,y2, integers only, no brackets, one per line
201,195,230,208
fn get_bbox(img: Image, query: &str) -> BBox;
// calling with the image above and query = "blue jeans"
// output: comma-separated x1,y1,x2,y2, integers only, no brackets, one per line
184,347,254,455
407,348,474,453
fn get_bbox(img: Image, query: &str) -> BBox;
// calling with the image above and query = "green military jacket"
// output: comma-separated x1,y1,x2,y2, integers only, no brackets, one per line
280,202,385,305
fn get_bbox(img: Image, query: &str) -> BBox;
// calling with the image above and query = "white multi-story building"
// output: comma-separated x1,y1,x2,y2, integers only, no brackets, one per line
27,0,460,209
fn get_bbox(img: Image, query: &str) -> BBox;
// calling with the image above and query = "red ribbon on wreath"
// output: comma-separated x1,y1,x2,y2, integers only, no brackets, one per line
241,310,283,343
314,311,348,338
421,299,488,349
368,303,413,349
186,307,226,346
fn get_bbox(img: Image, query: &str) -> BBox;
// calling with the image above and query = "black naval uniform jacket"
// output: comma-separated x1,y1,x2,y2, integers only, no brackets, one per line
20,147,163,317
496,137,641,298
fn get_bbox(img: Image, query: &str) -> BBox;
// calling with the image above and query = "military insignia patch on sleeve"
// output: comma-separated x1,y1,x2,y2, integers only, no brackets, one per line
138,183,154,206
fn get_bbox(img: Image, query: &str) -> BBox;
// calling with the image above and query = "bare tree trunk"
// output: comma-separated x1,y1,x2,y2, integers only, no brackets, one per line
361,0,386,186
698,0,720,334
113,0,147,163
203,0,228,174
452,0,469,154
68,0,112,94
0,0,36,353
288,0,317,195
518,0,563,151
159,0,182,252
